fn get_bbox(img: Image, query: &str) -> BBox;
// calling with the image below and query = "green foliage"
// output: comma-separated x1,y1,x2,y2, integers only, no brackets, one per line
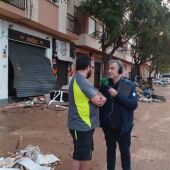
0,0,10,3
130,0,170,75
80,0,170,75
80,0,131,52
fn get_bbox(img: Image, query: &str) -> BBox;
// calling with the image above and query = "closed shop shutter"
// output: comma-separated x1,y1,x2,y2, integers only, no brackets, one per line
9,40,56,97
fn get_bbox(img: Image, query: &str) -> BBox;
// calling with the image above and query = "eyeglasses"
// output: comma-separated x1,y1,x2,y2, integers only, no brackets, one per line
89,65,94,70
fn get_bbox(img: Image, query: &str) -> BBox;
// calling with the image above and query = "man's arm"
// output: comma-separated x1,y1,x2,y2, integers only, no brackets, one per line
108,85,138,111
90,93,106,107
76,77,106,107
115,85,138,110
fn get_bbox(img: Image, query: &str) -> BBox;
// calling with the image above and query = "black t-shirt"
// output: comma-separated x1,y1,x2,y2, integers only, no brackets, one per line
108,78,122,130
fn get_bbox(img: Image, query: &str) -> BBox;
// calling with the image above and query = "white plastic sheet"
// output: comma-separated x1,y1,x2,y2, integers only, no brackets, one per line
17,158,51,170
36,154,60,165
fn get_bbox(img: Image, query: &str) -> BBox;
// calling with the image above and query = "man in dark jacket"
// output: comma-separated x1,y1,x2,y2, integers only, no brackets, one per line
99,59,138,170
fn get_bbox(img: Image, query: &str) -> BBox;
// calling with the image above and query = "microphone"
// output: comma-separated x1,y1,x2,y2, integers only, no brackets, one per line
100,77,110,89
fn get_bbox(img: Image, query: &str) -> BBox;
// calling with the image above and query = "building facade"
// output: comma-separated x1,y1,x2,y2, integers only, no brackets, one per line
0,0,78,104
0,0,149,104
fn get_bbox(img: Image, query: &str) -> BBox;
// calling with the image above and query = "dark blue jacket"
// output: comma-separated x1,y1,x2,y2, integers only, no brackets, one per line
99,78,138,134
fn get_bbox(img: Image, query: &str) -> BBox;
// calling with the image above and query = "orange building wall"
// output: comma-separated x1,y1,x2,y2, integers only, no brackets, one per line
38,0,59,31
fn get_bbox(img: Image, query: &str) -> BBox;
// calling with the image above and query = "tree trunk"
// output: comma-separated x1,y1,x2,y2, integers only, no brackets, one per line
102,52,108,76
149,65,154,77
134,63,141,78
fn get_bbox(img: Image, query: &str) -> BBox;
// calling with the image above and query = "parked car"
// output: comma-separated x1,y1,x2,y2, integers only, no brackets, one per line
153,79,167,86
161,73,170,84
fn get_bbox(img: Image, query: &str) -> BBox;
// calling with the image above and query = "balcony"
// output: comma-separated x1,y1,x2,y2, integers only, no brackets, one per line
0,0,26,10
67,14,81,35
75,33,101,51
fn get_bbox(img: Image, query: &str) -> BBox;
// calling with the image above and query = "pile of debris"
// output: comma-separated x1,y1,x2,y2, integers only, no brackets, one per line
135,79,166,103
4,95,68,110
137,92,166,103
0,145,60,170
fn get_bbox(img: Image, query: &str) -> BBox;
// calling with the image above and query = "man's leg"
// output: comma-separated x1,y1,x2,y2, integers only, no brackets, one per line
69,159,89,170
69,129,94,170
69,159,81,170
118,131,131,170
79,130,94,170
80,161,89,170
102,126,117,170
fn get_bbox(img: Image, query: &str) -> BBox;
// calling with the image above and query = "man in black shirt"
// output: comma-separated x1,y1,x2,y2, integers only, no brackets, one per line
99,59,138,170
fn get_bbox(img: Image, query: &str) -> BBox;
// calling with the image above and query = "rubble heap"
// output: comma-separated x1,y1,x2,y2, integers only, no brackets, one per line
0,145,60,170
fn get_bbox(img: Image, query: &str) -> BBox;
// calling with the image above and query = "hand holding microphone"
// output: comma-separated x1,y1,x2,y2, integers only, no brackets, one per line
108,88,118,97
100,77,118,97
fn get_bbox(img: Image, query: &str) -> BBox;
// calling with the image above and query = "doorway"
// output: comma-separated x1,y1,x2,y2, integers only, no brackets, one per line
94,62,101,88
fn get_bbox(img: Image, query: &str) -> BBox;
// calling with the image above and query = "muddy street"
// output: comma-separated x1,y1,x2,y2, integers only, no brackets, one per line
0,85,170,170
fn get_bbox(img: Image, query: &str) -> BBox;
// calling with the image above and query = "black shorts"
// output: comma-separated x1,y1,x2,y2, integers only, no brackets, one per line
69,129,95,161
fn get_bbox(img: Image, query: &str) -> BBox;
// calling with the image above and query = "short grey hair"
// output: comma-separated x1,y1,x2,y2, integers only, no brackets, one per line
108,59,124,70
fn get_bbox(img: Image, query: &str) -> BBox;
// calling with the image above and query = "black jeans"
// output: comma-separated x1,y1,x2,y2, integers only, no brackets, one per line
102,125,131,170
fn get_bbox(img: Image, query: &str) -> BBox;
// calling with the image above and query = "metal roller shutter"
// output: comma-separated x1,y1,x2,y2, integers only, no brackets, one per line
9,40,56,97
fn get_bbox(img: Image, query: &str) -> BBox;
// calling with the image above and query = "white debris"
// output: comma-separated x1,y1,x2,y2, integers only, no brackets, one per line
0,158,4,162
17,157,51,170
20,145,40,161
55,105,67,109
0,145,60,170
35,154,60,165
0,156,21,168
0,168,19,170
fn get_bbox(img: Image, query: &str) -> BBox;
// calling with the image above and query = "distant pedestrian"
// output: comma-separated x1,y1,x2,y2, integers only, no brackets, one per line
51,54,59,89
